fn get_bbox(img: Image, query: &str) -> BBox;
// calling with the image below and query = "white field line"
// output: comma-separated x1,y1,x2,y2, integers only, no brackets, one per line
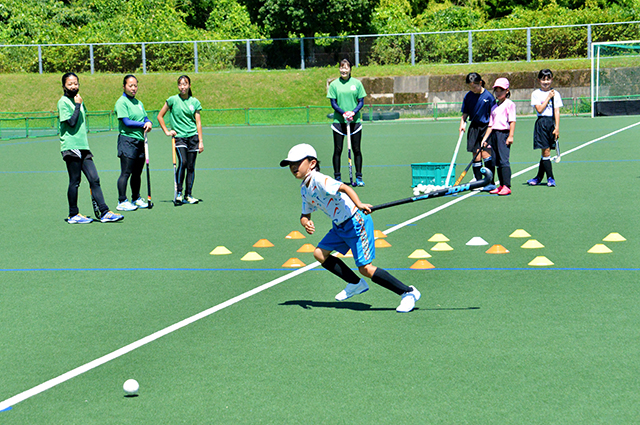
2,120,638,412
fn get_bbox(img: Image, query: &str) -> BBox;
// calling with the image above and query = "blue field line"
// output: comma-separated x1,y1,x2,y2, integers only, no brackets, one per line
1,266,638,272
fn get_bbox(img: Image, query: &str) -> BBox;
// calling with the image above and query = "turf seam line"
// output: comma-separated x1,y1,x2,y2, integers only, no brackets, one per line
2,120,638,411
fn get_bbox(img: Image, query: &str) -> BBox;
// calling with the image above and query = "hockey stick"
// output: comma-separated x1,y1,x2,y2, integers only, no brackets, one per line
172,137,179,205
346,122,355,187
90,190,101,219
550,92,561,163
144,132,154,209
445,126,465,187
370,168,493,212
453,146,484,186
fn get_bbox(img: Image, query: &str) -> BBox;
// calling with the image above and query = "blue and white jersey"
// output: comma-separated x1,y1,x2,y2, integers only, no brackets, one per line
301,171,357,225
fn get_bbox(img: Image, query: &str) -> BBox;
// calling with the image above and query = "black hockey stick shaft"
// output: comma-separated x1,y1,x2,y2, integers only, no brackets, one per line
144,133,154,209
370,168,493,213
346,122,355,186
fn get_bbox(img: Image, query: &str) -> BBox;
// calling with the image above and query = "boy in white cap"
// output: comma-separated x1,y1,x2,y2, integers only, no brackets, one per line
280,144,421,313
479,77,516,196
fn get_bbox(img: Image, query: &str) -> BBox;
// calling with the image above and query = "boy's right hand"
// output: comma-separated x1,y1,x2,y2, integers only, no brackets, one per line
303,220,315,235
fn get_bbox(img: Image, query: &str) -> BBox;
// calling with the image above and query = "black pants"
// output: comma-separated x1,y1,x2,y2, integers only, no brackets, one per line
64,156,108,216
175,147,198,195
332,123,363,178
117,157,145,203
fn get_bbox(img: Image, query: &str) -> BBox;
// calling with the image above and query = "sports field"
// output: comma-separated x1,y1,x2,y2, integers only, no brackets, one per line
1,115,640,424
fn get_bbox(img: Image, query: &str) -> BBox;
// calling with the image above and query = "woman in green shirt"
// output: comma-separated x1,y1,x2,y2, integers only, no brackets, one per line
157,75,204,205
58,72,123,223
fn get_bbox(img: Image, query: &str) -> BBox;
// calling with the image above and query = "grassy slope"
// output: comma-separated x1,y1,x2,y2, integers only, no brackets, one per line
0,59,591,113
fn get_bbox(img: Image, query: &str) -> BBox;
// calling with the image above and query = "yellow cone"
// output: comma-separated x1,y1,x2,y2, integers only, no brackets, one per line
285,231,306,239
410,259,435,269
428,233,450,242
510,229,531,238
282,257,306,268
335,250,353,258
603,232,626,242
431,242,453,251
486,244,509,254
408,249,432,259
210,246,232,255
588,244,612,254
253,239,274,248
521,239,545,249
241,251,264,261
297,243,315,253
528,256,554,266
374,230,387,239
375,239,392,248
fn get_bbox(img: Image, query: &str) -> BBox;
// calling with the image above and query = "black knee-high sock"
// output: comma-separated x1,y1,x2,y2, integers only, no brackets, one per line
536,159,545,180
371,268,411,295
321,256,360,284
542,157,554,179
484,156,496,185
472,162,483,180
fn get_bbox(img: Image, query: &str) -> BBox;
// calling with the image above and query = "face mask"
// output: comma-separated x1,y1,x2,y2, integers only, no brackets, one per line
65,88,79,98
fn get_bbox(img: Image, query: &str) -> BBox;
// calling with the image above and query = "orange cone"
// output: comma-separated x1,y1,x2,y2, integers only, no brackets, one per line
335,250,353,258
253,239,274,248
285,231,305,239
374,230,387,239
282,258,306,268
486,244,509,254
375,239,392,248
297,243,315,253
410,259,435,269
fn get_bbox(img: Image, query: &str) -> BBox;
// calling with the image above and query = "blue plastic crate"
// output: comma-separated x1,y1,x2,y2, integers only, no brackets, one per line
411,162,455,187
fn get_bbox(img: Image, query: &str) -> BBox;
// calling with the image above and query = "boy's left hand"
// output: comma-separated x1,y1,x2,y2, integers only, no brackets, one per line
358,203,372,214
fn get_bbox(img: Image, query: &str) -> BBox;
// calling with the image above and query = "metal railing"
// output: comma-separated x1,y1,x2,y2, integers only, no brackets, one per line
0,21,639,74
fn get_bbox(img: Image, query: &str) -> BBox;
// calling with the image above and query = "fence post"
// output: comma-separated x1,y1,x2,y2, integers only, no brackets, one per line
142,43,146,74
468,31,472,64
38,46,43,74
526,28,531,62
587,24,592,59
246,40,252,71
300,38,305,70
355,36,360,67
90,44,94,74
194,41,198,73
411,33,415,66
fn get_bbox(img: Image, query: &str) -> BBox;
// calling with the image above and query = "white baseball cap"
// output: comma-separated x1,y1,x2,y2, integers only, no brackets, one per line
280,144,317,167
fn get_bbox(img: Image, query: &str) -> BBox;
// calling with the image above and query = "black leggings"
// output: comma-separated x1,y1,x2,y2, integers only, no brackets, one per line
332,123,362,178
65,157,108,216
175,147,198,195
117,156,145,202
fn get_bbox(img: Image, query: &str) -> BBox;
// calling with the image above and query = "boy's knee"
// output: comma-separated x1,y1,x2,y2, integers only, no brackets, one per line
358,264,376,279
313,248,330,263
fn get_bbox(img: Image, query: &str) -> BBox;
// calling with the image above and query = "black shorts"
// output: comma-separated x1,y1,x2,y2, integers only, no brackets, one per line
175,135,200,152
62,149,93,161
117,134,145,160
533,116,556,150
491,130,511,167
467,122,489,153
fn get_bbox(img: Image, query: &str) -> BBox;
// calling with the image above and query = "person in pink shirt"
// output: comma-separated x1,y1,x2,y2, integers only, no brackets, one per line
480,78,516,196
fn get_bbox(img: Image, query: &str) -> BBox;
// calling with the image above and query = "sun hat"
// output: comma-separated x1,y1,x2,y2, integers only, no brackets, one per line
493,77,510,90
280,144,317,167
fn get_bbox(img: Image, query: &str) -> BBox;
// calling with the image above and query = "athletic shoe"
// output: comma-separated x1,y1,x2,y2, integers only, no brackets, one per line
356,178,365,187
527,177,541,186
547,178,556,187
335,278,369,301
184,195,200,204
490,185,502,194
100,211,124,223
497,186,512,196
116,200,138,211
133,197,149,209
67,214,93,224
174,193,183,205
482,184,497,192
396,285,421,313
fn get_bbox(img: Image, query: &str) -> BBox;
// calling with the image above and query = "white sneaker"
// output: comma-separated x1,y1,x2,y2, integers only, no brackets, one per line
184,195,200,204
396,286,421,313
116,200,138,211
335,278,369,301
133,197,149,209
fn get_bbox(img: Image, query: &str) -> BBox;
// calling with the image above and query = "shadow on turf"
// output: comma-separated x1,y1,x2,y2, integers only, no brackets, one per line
280,300,480,312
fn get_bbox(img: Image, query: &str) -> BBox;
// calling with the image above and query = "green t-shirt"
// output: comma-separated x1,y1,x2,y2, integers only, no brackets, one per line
165,94,202,138
58,95,89,151
115,94,148,141
327,77,367,124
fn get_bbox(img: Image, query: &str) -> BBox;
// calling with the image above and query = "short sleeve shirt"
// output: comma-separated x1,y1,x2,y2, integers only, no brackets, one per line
531,89,563,117
58,96,89,151
301,171,357,225
327,77,367,124
489,99,516,131
115,94,147,140
461,89,496,125
166,94,202,138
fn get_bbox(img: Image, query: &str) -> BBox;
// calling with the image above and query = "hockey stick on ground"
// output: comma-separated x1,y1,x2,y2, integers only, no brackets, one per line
346,122,355,187
370,168,493,213
445,126,465,187
144,132,154,209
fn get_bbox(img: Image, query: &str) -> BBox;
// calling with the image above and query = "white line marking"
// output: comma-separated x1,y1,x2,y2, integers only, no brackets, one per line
2,120,639,411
